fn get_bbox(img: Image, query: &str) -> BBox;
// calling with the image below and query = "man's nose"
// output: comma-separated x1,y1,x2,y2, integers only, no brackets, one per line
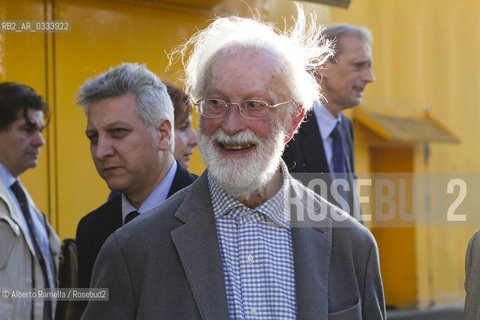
188,129,198,147
363,67,375,83
221,104,247,135
32,131,45,147
93,136,115,160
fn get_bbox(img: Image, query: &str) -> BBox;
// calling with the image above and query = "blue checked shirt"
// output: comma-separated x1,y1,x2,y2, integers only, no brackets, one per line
209,162,297,319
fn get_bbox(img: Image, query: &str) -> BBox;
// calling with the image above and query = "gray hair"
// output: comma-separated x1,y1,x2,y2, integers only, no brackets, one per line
171,5,333,113
77,63,174,149
322,23,372,60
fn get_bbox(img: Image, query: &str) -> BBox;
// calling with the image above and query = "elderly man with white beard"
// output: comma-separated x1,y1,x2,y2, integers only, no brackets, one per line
81,7,386,320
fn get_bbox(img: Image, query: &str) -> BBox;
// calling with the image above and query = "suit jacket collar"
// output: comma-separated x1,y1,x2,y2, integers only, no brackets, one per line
0,179,37,255
98,195,123,239
290,178,333,320
0,177,61,276
171,171,229,319
171,171,333,319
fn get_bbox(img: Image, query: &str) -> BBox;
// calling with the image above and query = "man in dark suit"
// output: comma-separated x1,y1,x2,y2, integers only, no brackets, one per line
75,63,196,315
283,23,375,220
82,9,385,320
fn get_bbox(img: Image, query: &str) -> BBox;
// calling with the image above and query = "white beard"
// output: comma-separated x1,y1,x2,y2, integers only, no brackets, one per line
198,125,286,200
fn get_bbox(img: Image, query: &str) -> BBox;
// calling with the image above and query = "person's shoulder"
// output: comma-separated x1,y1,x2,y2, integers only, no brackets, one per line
340,112,353,130
290,177,374,242
340,112,352,123
169,163,199,196
176,163,199,182
467,230,480,260
469,230,480,247
333,218,376,250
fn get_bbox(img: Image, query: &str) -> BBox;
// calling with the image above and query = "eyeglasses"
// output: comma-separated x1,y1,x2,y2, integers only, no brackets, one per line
196,98,294,120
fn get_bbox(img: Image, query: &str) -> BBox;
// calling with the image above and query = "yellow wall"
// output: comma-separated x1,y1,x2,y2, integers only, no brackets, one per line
2,0,478,310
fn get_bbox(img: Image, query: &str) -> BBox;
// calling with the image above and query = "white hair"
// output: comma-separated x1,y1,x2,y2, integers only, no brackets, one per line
171,5,333,114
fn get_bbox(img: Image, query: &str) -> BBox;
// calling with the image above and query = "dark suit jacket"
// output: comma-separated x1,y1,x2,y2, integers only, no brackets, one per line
81,172,385,320
283,110,354,174
283,111,359,218
76,162,197,290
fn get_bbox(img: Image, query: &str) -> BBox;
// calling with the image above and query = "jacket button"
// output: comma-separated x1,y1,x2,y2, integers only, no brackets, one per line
26,278,32,284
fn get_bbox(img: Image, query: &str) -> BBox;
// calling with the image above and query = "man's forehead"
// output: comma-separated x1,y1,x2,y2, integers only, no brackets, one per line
210,46,284,70
87,94,142,128
205,47,289,95
19,109,45,126
338,34,372,56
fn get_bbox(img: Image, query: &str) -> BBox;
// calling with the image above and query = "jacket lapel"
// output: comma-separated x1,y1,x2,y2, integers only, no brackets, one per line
99,195,123,241
290,179,332,320
170,172,229,320
0,181,38,257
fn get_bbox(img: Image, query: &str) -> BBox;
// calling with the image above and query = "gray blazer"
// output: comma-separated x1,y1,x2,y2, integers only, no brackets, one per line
81,172,385,320
465,230,480,319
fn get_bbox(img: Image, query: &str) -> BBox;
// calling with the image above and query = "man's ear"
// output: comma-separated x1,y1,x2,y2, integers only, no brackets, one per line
284,106,305,143
156,120,172,151
315,64,329,83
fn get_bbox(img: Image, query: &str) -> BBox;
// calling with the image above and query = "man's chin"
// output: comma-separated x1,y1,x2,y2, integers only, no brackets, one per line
26,161,38,170
105,180,128,193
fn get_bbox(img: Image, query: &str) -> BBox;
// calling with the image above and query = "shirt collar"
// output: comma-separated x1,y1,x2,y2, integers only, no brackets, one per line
121,160,178,222
0,162,17,190
312,101,342,140
208,160,291,229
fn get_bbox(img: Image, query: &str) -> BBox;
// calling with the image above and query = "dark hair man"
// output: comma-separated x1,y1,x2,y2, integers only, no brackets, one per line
0,82,60,320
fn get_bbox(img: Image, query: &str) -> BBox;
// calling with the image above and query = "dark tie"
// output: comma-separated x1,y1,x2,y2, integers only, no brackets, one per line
10,180,52,320
124,210,140,224
329,123,351,212
330,122,347,174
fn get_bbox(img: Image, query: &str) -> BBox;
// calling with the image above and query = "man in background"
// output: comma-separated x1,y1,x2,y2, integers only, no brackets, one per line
0,82,60,320
283,23,375,219
75,63,196,315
